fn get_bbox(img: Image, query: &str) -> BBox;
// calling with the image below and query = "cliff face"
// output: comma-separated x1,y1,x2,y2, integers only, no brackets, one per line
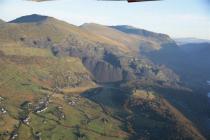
83,58,123,83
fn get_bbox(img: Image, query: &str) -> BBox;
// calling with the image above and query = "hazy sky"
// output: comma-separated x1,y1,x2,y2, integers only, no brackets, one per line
0,0,209,39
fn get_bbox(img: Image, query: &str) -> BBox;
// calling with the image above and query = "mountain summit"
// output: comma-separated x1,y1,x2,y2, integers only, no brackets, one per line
10,14,50,23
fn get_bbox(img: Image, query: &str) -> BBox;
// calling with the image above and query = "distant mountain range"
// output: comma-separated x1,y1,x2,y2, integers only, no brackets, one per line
174,37,210,45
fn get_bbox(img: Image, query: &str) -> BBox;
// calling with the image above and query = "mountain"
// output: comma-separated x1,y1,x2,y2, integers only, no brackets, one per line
81,24,179,57
0,14,209,140
111,25,178,50
8,14,129,50
10,14,49,23
4,15,133,82
5,14,178,84
110,24,210,91
181,42,210,53
82,23,180,83
146,42,210,90
174,37,210,45
81,23,140,53
111,25,173,42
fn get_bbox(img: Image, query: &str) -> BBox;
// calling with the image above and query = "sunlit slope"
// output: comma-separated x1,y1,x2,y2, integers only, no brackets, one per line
0,14,129,53
0,46,127,140
81,23,140,53
0,48,94,92
112,25,177,46
81,23,178,53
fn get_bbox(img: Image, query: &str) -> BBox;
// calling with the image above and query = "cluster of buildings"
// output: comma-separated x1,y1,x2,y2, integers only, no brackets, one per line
34,96,49,113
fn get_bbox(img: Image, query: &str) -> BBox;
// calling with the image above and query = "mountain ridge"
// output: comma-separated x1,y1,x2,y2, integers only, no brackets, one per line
10,14,50,23
174,37,210,45
81,23,178,54
111,25,178,49
111,25,169,38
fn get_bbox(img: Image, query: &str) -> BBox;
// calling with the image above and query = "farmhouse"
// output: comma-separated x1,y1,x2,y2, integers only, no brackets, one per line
35,105,48,113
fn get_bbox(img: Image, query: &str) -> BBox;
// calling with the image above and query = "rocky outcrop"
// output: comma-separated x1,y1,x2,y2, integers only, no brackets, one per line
83,58,123,83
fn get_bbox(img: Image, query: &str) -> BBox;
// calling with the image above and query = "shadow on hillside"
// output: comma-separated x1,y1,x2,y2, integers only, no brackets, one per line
80,86,134,139
80,85,210,140
81,86,130,114
146,44,210,91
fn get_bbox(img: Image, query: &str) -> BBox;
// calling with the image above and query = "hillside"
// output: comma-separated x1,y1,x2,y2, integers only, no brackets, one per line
3,14,179,84
83,87,205,140
111,25,176,46
81,24,179,56
10,14,130,53
1,15,131,82
146,43,210,90
81,23,140,53
0,14,209,140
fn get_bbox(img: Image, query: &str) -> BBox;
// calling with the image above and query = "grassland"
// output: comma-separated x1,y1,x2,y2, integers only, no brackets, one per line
0,41,128,140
